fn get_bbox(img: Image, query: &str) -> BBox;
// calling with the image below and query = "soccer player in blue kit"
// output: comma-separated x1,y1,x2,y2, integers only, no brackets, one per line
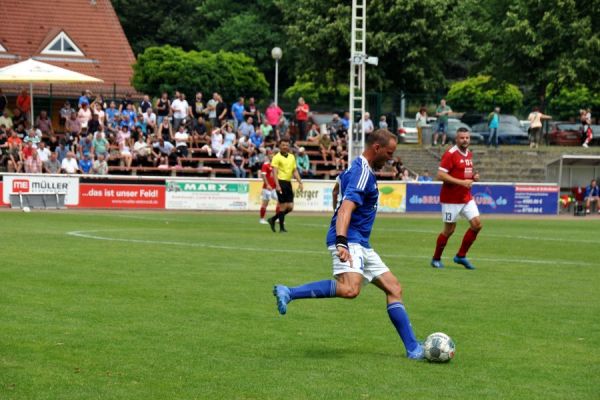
273,129,424,360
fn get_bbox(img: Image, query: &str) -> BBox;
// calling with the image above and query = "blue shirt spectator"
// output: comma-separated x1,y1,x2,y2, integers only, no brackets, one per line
250,131,263,148
232,100,245,123
79,156,93,173
239,120,255,137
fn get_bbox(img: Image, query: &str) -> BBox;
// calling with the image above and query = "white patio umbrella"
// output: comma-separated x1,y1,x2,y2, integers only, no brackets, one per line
0,58,104,127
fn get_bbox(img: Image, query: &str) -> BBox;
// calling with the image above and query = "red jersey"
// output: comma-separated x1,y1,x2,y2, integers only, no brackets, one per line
295,103,309,121
261,161,276,189
439,145,474,204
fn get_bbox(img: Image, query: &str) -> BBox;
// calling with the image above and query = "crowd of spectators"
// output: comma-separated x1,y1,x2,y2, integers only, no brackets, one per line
0,89,358,178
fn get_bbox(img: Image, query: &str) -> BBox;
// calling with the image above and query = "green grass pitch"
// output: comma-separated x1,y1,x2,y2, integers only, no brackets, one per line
1,211,599,399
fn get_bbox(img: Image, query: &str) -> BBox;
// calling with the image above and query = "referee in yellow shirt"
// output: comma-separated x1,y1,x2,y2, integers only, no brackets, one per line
268,137,304,232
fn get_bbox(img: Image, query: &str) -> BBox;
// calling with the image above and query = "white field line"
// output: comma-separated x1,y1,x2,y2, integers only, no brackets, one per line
66,230,594,267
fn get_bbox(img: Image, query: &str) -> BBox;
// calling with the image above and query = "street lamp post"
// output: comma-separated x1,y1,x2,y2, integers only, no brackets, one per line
271,47,282,105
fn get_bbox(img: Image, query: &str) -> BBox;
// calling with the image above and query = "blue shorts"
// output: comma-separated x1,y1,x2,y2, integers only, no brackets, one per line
437,122,447,133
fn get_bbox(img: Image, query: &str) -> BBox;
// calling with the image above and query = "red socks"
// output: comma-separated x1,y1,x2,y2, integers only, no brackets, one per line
457,229,479,258
433,233,449,260
260,207,266,218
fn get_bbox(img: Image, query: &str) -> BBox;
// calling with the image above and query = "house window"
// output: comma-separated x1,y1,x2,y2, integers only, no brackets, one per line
41,32,84,56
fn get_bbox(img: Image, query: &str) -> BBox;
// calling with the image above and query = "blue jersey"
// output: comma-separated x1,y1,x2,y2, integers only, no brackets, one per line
326,156,378,248
585,185,600,197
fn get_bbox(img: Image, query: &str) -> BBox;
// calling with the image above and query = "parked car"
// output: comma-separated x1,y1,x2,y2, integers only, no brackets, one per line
547,122,600,146
470,115,529,145
399,117,484,144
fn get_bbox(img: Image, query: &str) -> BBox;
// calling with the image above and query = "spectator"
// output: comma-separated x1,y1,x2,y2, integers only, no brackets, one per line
16,88,31,121
171,91,188,131
105,101,119,127
59,101,75,128
359,112,375,136
319,131,335,166
527,106,551,149
265,101,283,140
216,94,228,127
78,90,91,108
237,134,255,159
0,109,13,130
248,146,267,177
417,170,433,182
328,113,344,141
296,147,313,178
87,113,101,138
61,151,80,174
36,141,51,163
249,125,264,149
24,150,42,173
416,107,428,145
210,128,224,160
134,114,147,137
119,141,133,170
92,102,105,128
340,112,350,134
23,129,42,148
79,153,93,174
133,135,153,165
379,115,388,129
21,140,35,161
231,97,246,131
334,145,347,170
306,124,320,142
295,97,310,140
260,120,275,142
79,133,94,159
35,110,54,137
92,153,109,175
7,130,23,172
93,130,110,159
230,148,247,178
400,167,416,182
143,107,157,135
138,94,152,114
206,92,219,128
152,137,177,167
157,117,173,142
43,152,61,174
174,124,190,159
155,92,171,125
77,102,92,131
12,108,27,129
239,116,255,138
584,179,600,213
191,115,209,147
219,124,237,160
190,92,205,126
433,98,452,146
118,92,134,113
121,104,136,131
487,107,500,148
65,111,82,147
116,125,132,150
581,108,593,148
56,139,69,163
245,97,261,126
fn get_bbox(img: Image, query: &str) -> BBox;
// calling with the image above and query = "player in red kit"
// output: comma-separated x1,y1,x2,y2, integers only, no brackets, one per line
259,150,280,224
431,128,482,270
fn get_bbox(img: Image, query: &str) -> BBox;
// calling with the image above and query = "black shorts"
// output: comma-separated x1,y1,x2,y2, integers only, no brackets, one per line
277,180,294,203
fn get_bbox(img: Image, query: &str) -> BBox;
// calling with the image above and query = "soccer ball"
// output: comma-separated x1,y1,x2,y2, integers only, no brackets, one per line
423,332,455,362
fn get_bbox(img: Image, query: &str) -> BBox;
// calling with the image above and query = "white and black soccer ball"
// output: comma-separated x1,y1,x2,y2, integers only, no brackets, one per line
423,332,455,362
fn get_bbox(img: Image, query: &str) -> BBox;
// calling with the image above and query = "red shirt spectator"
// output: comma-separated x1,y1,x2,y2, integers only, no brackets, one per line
295,98,309,121
16,89,31,114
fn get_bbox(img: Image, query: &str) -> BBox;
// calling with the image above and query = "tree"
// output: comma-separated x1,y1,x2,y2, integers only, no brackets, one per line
276,0,469,93
446,75,523,113
132,46,269,101
458,0,600,105
547,84,600,121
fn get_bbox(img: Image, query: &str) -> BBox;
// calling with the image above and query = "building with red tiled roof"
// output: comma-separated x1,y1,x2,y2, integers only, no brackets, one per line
0,0,137,100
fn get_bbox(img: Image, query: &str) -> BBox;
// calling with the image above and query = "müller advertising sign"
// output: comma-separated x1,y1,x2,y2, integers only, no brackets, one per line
2,174,79,205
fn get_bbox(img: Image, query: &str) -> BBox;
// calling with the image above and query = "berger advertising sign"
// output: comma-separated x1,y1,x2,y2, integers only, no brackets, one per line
2,174,79,205
165,180,249,210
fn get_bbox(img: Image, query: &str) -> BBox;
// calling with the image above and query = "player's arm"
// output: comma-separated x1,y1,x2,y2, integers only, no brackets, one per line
332,182,340,211
335,199,357,264
292,167,303,191
436,169,473,188
272,166,281,192
261,169,271,189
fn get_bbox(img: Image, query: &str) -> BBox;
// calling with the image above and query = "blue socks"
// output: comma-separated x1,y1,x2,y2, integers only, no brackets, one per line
387,302,420,353
289,280,337,300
